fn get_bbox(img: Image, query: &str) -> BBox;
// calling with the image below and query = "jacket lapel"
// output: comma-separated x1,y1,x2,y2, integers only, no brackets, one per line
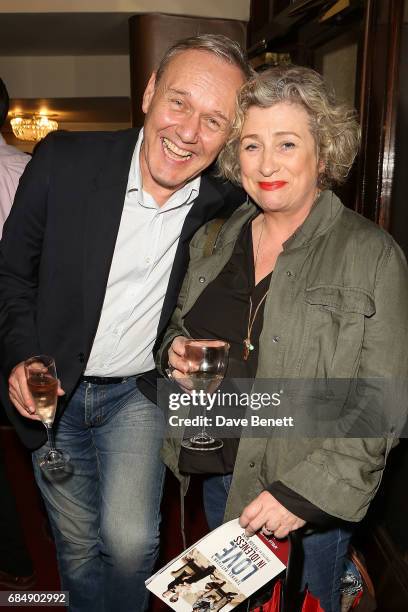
82,129,140,355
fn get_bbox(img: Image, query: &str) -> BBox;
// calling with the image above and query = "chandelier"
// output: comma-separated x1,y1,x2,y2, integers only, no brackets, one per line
10,115,58,142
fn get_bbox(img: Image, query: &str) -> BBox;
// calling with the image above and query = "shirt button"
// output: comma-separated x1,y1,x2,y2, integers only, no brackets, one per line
146,257,151,264
272,336,280,343
286,270,294,277
199,276,206,283
249,461,255,468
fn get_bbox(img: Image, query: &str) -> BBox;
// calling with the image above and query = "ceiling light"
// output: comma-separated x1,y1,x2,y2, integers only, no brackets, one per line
10,115,58,142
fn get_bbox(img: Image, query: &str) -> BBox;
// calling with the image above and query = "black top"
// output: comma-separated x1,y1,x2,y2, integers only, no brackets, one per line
181,221,269,474
180,218,335,526
186,221,269,378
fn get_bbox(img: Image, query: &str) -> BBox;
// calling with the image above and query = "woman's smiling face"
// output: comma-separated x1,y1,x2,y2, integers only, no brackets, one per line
239,102,322,218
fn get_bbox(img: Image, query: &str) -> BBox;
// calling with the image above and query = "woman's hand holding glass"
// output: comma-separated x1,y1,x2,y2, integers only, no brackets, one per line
167,336,194,391
166,336,230,451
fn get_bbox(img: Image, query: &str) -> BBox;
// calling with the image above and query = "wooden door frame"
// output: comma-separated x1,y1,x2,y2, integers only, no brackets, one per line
247,0,404,227
356,0,404,228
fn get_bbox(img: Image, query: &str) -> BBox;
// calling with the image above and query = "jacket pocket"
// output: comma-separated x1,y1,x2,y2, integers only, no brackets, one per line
304,285,375,317
301,285,375,378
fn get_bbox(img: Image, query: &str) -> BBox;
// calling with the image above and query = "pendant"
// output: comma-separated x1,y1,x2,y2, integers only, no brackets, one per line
243,338,254,361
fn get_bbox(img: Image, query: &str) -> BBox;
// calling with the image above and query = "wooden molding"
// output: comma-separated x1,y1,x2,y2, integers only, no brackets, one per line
356,0,404,228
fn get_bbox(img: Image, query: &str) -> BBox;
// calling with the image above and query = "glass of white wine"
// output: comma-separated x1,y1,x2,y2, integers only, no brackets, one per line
24,355,69,472
176,339,230,452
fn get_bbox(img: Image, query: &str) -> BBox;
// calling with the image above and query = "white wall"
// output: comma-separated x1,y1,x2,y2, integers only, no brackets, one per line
0,0,250,20
1,1,250,134
0,56,130,98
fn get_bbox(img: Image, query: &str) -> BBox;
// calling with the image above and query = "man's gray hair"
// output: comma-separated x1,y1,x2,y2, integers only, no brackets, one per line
155,34,253,82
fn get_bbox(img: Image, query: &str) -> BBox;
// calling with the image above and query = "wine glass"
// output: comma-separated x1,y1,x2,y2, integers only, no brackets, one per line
172,339,229,452
24,355,70,473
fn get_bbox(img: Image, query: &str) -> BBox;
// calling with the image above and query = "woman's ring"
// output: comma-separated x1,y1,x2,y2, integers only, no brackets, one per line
261,526,274,536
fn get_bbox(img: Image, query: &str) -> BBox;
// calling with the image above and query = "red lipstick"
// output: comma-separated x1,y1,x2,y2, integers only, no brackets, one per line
258,181,287,191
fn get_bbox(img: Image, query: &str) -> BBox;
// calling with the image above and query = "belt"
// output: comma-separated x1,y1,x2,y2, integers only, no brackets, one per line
80,375,128,385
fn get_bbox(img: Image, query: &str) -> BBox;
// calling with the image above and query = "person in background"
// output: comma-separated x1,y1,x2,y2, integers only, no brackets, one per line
0,77,35,590
158,66,408,611
0,78,29,233
0,36,250,611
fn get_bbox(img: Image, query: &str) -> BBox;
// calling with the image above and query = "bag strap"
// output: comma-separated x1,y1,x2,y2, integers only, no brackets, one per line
282,531,304,611
203,218,226,257
246,533,301,612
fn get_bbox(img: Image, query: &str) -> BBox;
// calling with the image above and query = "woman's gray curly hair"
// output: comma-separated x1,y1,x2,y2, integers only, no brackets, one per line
218,65,360,189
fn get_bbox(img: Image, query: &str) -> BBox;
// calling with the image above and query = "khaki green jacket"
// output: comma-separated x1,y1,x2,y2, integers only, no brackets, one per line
157,190,408,523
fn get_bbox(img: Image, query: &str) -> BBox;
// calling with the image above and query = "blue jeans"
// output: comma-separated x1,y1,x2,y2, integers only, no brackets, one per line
202,474,353,612
32,378,165,612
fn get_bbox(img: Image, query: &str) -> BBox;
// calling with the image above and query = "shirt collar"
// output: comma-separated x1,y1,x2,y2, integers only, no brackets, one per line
126,128,200,211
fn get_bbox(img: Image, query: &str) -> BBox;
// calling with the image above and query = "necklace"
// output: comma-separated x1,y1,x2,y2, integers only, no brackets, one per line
243,215,270,360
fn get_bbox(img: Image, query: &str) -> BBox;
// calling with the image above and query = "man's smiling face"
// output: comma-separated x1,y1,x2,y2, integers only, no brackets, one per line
140,49,245,205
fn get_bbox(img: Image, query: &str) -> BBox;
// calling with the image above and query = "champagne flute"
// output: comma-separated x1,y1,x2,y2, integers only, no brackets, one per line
24,355,69,472
175,339,229,452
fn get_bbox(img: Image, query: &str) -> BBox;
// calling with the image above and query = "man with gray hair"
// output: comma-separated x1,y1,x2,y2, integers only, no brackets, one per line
0,35,249,611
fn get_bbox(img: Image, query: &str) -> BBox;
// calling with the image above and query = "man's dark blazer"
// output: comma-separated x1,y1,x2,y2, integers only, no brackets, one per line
0,128,245,450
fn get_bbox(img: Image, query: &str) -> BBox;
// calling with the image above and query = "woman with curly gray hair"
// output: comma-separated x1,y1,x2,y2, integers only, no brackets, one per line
159,66,408,611
219,65,360,188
